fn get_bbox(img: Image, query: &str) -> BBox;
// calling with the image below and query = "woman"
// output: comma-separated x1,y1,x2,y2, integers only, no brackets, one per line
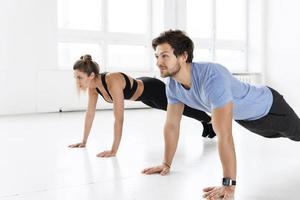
69,55,215,157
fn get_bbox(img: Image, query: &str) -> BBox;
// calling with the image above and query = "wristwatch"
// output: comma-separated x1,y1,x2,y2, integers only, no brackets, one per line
222,178,236,186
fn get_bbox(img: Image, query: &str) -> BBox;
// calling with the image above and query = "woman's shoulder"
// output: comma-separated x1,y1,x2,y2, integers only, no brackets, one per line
105,71,125,78
103,71,118,80
105,72,125,88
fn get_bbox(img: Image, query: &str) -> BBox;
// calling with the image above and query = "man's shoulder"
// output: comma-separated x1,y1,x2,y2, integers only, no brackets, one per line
193,61,223,71
192,62,217,75
193,62,229,78
166,77,177,88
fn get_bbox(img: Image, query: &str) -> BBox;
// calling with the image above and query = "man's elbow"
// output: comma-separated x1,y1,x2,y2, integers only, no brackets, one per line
215,129,233,141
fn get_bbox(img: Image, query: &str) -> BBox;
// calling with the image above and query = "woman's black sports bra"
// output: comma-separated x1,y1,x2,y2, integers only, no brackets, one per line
96,72,138,102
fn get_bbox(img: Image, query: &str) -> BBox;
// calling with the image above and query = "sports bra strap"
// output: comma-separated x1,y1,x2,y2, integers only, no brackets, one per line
100,72,113,100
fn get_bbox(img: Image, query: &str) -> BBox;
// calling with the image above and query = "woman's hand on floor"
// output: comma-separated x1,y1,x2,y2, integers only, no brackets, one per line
97,150,116,157
68,142,86,148
142,164,170,176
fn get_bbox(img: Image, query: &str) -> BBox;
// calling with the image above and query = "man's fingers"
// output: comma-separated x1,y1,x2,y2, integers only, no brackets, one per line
207,190,221,200
96,152,105,157
142,167,156,173
142,168,151,173
144,167,159,174
160,167,170,175
203,187,215,192
222,192,233,200
142,168,153,173
143,167,160,174
203,187,217,199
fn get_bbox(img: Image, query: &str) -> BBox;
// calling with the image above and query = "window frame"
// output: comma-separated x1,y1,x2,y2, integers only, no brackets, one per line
57,0,155,72
57,0,249,72
181,0,249,72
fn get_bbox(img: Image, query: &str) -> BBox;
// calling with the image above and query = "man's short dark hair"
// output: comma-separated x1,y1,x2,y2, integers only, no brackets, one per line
152,30,194,63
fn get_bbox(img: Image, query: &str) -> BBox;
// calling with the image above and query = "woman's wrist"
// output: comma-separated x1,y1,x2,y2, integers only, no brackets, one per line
110,148,118,154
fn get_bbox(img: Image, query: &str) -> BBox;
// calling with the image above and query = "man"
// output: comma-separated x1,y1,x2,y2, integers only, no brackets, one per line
142,30,300,199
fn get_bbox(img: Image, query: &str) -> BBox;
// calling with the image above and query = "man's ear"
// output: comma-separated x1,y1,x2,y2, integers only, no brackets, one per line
180,51,189,63
89,72,96,80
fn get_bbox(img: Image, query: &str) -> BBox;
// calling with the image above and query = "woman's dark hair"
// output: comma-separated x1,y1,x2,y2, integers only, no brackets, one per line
152,29,194,63
73,54,100,76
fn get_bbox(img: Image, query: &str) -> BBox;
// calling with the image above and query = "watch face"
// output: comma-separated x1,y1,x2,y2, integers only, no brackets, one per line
222,178,230,186
222,178,236,186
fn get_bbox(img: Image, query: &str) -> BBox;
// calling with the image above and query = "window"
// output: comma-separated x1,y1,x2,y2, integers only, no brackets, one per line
107,45,148,71
58,42,102,69
57,0,102,30
216,0,246,40
186,0,248,72
215,49,246,72
108,0,147,34
187,0,212,39
58,0,248,72
57,0,160,72
152,0,164,37
193,48,213,62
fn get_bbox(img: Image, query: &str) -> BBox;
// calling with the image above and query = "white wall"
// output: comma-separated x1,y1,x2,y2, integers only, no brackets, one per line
266,0,300,111
0,0,57,115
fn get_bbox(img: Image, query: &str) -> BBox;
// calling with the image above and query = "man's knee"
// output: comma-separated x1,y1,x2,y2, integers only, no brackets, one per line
286,121,300,141
289,135,300,141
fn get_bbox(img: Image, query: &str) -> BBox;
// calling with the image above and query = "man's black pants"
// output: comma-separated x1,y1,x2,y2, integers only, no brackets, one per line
236,87,300,141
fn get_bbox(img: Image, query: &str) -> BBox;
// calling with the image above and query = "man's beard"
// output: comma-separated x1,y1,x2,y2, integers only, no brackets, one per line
160,64,181,78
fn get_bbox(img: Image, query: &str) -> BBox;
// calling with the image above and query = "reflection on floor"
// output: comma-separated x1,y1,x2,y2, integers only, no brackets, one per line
0,109,299,200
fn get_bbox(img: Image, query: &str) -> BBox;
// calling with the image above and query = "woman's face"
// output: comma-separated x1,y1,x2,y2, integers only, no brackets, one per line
73,70,94,91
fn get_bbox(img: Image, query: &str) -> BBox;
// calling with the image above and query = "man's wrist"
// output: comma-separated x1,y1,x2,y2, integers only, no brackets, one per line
162,161,171,168
222,177,236,186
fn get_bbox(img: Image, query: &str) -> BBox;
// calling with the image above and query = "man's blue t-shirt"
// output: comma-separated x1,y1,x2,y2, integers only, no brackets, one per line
166,62,273,120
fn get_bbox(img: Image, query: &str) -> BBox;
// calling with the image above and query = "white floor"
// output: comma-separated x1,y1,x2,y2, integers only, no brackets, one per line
0,109,300,200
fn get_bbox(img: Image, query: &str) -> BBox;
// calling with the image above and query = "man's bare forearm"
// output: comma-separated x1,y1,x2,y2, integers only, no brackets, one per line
163,123,180,166
218,134,236,179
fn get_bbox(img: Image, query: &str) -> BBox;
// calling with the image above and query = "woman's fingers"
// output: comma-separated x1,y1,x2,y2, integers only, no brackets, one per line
142,165,170,175
68,143,85,148
96,150,116,157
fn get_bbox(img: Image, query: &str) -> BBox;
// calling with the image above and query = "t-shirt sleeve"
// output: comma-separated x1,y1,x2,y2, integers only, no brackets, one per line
166,80,180,104
205,73,233,109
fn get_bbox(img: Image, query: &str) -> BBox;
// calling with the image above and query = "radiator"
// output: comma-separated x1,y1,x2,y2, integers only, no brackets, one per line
232,73,261,84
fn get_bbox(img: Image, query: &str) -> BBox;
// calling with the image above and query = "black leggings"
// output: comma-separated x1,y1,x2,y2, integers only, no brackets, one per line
136,77,211,123
236,87,300,141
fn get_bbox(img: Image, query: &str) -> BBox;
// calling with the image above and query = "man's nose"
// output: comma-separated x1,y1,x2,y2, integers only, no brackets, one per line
156,58,163,66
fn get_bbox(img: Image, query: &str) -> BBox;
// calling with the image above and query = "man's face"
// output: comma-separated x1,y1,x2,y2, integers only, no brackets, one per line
154,43,182,78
